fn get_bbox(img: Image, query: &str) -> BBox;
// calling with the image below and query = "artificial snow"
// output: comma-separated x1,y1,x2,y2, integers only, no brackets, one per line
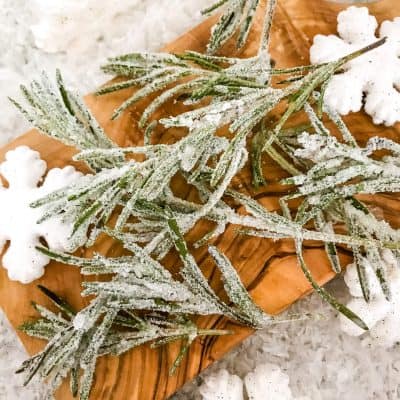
1,1,400,399
199,363,309,400
0,146,83,283
310,6,400,126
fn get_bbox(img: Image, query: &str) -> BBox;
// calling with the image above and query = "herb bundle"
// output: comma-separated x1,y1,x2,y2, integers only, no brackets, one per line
10,1,400,399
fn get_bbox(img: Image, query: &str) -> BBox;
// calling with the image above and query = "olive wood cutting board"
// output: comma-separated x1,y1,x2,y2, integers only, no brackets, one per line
0,0,399,399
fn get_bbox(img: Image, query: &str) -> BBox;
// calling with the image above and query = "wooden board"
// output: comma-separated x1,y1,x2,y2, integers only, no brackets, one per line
0,0,399,399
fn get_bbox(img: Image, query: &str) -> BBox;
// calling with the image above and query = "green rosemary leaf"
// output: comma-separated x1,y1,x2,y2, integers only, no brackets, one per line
250,128,267,187
209,246,270,327
207,0,247,54
294,239,368,331
353,248,371,303
202,0,230,15
37,285,76,318
237,0,260,48
111,70,193,120
314,212,341,273
19,319,59,341
79,309,117,400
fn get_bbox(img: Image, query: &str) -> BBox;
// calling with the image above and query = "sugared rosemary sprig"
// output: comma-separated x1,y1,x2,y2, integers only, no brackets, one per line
10,1,400,399
18,286,231,399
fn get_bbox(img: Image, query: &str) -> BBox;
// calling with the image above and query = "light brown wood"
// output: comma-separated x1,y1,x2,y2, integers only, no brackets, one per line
0,0,399,399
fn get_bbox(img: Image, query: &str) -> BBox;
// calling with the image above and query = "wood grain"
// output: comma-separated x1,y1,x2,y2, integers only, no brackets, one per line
0,0,399,399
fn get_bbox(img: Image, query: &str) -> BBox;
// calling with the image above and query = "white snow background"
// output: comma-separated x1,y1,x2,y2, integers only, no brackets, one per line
0,1,398,399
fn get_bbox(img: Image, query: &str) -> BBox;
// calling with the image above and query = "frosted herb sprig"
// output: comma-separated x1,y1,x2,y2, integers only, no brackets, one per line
13,71,391,329
100,39,385,190
10,1,399,398
11,71,383,399
286,133,400,200
17,220,270,399
251,92,400,306
99,50,272,122
37,223,270,328
10,70,122,171
281,127,400,303
18,70,232,249
18,286,231,399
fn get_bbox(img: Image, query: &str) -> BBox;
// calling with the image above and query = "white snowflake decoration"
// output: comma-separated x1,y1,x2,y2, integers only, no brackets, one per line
310,6,400,126
244,363,309,400
199,364,308,400
199,369,243,400
340,249,400,347
0,146,83,284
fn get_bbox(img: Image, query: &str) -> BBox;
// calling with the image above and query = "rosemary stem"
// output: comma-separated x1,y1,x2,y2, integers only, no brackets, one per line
198,329,233,336
341,36,387,64
264,145,301,175
201,0,230,15
271,64,323,75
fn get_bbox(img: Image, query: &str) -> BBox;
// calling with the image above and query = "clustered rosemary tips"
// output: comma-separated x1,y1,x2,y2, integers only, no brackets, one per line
10,0,400,399
18,285,232,399
202,0,277,55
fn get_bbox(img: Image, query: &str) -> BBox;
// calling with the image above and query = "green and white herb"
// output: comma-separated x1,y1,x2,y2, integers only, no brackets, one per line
10,1,400,399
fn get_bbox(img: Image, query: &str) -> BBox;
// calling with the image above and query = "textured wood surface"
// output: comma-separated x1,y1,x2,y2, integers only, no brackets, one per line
0,0,399,399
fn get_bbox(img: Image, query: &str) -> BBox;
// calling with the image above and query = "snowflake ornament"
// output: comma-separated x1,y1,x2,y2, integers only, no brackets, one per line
199,364,308,400
199,369,243,400
340,249,400,347
310,6,400,126
0,146,83,284
244,363,309,400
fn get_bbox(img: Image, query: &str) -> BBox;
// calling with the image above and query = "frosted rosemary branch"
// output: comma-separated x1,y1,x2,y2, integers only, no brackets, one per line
99,50,271,122
285,133,400,200
37,221,269,328
13,65,395,325
16,218,269,399
10,70,122,171
258,38,387,155
246,86,400,307
279,124,400,303
100,38,385,191
10,2,398,397
18,286,231,399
